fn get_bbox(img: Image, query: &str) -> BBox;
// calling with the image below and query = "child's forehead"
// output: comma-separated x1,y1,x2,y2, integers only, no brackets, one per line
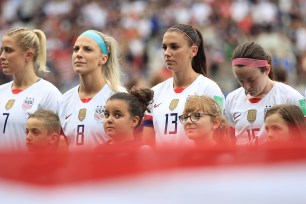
105,99,129,110
26,117,48,128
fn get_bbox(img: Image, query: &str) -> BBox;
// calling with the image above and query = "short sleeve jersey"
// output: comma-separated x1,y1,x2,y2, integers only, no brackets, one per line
144,75,225,146
225,82,306,145
0,79,62,150
58,84,122,150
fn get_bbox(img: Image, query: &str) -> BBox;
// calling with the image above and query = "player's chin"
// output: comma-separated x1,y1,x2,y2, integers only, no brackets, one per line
2,68,13,75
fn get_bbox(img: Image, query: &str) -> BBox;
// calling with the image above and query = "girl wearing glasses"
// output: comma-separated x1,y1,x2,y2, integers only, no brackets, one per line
179,95,230,146
142,24,225,147
225,42,305,146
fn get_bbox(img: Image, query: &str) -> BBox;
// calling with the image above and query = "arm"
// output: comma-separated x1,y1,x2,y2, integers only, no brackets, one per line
142,126,156,147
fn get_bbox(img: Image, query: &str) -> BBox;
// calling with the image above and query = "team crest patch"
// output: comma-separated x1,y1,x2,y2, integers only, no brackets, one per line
78,108,87,121
247,109,257,124
22,97,34,110
94,106,104,121
5,99,15,110
169,99,179,111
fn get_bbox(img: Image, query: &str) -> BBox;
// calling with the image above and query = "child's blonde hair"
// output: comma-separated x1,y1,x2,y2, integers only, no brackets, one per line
184,95,230,144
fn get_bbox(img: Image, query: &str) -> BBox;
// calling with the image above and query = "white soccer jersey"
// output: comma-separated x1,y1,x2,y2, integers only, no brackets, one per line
144,75,225,146
58,84,123,150
0,79,62,151
225,82,306,145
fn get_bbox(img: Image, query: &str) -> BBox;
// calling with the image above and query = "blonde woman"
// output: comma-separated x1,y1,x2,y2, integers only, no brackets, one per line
0,27,62,151
58,30,125,150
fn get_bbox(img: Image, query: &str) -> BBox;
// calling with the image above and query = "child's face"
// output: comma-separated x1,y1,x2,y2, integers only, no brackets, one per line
103,99,139,140
26,118,54,152
182,109,218,142
264,113,290,142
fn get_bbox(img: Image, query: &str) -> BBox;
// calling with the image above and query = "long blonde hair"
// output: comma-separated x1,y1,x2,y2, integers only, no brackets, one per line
7,27,47,72
92,31,123,92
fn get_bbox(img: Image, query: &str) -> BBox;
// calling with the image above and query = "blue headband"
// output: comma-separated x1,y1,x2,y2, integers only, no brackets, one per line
80,30,108,54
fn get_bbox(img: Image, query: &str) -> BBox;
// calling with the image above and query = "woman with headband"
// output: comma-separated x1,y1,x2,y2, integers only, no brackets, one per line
142,24,225,147
58,30,125,150
225,42,306,146
0,27,62,151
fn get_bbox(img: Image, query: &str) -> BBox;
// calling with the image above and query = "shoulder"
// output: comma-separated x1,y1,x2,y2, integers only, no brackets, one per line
274,82,303,97
196,75,223,92
59,86,79,103
226,87,245,101
151,77,173,91
38,79,62,94
117,86,127,93
0,81,13,91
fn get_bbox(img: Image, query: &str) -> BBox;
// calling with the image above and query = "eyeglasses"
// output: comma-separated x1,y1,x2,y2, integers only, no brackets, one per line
178,112,213,124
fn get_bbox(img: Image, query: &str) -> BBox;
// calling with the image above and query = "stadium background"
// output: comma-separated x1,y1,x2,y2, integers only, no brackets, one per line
1,1,306,203
1,0,306,95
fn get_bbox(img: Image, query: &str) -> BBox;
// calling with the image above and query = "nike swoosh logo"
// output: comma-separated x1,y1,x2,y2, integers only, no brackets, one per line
154,103,162,108
234,114,241,120
65,114,72,120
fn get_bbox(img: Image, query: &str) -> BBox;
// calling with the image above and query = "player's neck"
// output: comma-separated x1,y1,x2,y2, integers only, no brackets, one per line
79,75,106,98
12,69,39,90
173,71,199,88
248,79,275,99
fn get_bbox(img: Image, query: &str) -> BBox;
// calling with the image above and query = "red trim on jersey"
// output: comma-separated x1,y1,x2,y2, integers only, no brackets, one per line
144,115,153,121
12,89,23,94
174,88,184,93
248,98,262,103
81,98,92,103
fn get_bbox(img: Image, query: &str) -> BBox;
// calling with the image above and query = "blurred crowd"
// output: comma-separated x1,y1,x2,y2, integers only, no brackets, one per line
1,0,306,94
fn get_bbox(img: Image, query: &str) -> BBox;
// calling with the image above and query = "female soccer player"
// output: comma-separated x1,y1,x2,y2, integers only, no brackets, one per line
225,42,306,145
0,27,61,151
58,30,125,150
143,24,225,147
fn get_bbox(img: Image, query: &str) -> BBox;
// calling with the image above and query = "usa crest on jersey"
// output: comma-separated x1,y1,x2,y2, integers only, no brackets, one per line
94,106,104,121
78,108,87,121
22,97,34,110
5,99,15,110
247,109,257,124
169,99,179,111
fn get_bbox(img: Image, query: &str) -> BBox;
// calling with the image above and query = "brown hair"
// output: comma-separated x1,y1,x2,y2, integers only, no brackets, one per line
264,104,306,141
167,24,207,76
232,42,274,79
28,109,61,135
107,87,154,127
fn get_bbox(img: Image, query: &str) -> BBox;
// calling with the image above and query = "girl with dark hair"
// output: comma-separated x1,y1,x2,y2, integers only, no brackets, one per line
103,87,153,144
